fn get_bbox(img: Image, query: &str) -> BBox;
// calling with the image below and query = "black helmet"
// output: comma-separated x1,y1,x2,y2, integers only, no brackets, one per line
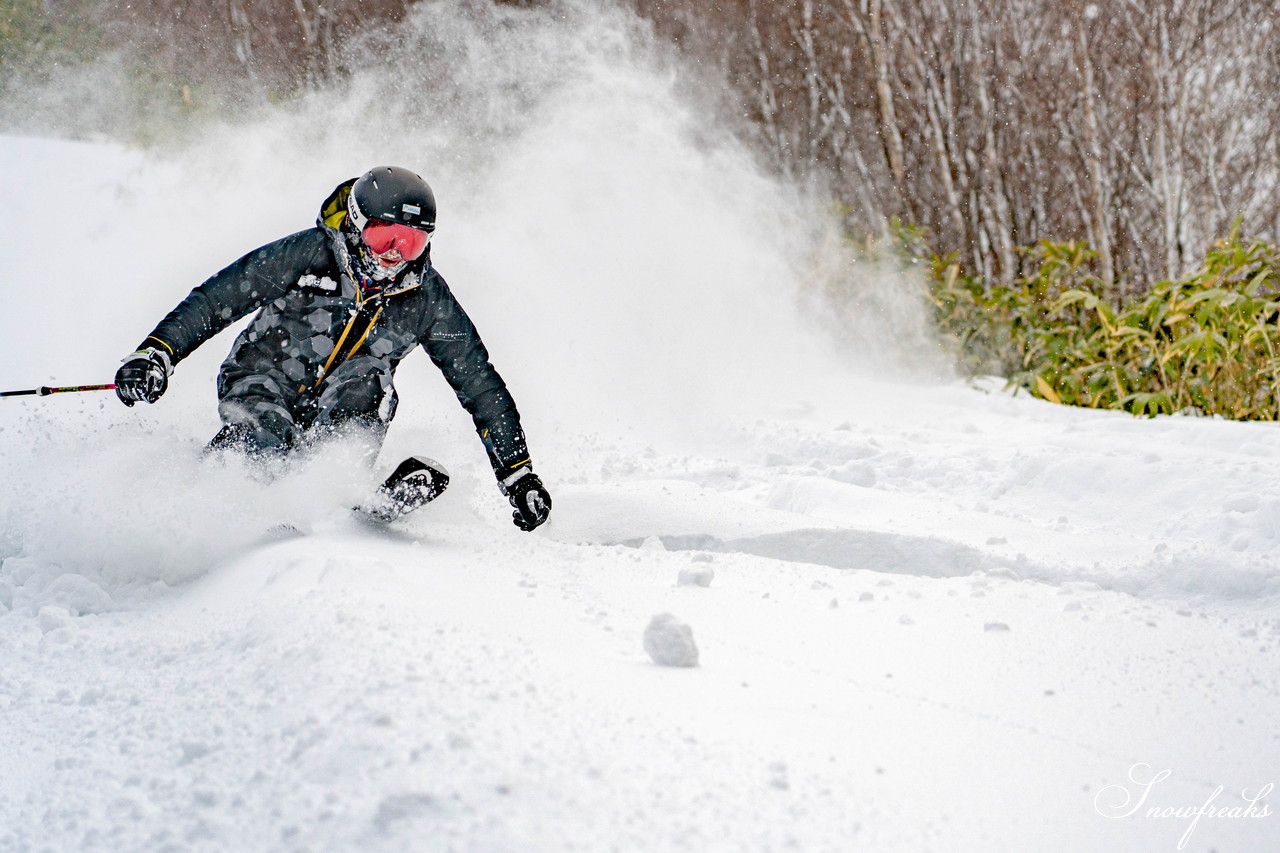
347,166,436,232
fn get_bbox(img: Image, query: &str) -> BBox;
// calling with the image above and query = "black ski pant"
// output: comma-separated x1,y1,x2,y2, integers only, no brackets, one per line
210,362,398,456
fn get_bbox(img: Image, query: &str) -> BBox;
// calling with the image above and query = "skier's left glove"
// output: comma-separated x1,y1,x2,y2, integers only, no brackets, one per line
114,347,172,406
500,466,552,531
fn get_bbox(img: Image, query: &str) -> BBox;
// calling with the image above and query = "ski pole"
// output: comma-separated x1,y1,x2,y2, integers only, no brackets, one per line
0,383,116,399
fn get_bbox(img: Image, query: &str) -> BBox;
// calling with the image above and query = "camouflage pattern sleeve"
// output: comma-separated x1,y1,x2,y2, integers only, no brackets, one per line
138,230,328,363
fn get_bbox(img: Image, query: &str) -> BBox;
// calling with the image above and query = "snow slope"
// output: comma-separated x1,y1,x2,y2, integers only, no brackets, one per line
1,3,1278,851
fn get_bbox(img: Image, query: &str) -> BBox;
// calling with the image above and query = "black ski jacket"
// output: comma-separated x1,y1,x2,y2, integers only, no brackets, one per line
136,179,530,476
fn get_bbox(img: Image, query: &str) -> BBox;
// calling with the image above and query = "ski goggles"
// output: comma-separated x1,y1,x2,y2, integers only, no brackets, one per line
361,219,431,261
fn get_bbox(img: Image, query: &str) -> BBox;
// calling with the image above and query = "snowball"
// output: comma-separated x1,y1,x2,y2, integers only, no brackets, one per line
643,613,699,667
768,761,790,790
43,573,113,615
374,793,437,832
1223,494,1259,513
37,605,73,634
677,565,714,587
829,461,876,487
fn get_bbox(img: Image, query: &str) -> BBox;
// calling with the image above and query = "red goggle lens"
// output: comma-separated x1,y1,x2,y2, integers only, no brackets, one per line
361,219,430,261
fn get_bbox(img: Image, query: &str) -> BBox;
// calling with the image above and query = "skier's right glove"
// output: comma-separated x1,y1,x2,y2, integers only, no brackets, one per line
114,347,172,407
501,466,552,531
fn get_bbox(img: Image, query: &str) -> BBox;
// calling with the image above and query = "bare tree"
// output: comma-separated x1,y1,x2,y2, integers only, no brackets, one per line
121,0,411,95
632,0,1280,294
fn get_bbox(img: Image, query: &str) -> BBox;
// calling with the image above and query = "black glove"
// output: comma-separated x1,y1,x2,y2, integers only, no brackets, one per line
502,467,552,531
114,348,172,407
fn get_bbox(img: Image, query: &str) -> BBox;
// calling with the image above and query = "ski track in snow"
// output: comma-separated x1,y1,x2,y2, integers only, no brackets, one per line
3,4,1280,849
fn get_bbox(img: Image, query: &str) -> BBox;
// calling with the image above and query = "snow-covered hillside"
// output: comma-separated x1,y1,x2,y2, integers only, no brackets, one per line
1,3,1277,851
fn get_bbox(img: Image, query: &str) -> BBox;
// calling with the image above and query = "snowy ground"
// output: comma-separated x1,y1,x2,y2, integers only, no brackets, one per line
2,4,1278,851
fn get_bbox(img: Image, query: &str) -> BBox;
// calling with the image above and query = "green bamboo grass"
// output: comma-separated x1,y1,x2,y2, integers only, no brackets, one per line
930,226,1280,420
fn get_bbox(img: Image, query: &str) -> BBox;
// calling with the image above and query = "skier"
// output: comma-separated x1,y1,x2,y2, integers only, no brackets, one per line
113,166,551,531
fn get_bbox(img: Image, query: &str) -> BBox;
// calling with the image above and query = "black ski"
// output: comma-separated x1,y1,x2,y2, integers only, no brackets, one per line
356,456,450,523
